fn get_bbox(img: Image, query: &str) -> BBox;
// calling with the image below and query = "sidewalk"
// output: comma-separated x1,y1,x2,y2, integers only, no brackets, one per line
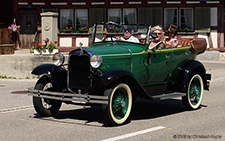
196,51,225,61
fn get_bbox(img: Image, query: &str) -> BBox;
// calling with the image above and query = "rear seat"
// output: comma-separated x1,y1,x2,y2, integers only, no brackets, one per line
177,38,192,47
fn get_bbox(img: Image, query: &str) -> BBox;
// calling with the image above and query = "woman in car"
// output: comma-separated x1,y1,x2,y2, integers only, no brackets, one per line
148,25,165,50
164,24,181,48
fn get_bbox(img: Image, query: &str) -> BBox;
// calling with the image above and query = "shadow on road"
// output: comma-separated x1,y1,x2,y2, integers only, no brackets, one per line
32,98,204,126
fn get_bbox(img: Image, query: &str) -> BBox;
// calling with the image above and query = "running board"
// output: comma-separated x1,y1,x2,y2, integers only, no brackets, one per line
152,92,186,100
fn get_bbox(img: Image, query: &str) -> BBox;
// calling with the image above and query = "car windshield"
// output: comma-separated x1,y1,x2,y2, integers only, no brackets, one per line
91,23,150,45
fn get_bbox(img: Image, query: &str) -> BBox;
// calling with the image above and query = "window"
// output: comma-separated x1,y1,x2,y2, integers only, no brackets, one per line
108,9,121,24
123,8,136,24
164,8,178,29
75,9,88,30
60,9,73,29
164,8,194,32
180,8,193,30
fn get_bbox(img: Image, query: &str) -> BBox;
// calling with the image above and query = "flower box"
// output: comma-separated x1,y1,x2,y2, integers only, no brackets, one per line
34,49,58,55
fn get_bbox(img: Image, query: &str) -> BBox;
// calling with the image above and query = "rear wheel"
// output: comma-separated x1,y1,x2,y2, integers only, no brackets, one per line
102,83,132,126
33,78,62,117
182,74,204,110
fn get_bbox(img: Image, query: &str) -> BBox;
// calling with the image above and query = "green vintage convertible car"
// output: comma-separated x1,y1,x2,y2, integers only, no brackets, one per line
28,23,211,126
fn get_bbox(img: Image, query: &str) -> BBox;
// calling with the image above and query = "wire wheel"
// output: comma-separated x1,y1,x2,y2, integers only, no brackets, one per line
103,83,132,126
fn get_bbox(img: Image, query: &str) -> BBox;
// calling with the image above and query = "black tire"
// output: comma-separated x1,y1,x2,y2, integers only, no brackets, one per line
102,83,132,126
33,78,62,117
182,74,204,110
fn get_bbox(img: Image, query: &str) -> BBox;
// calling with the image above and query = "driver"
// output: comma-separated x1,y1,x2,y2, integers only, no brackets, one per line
118,28,140,43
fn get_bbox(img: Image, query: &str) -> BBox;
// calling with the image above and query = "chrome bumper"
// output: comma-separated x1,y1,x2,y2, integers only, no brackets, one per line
28,88,108,105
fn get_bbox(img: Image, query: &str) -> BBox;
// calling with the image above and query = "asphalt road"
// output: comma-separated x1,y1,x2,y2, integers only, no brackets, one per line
0,60,225,141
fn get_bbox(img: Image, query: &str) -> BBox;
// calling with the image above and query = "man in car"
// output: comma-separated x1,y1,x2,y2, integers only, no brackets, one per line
118,28,140,43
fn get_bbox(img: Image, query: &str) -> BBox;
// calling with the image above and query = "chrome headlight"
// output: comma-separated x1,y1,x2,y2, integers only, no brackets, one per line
53,52,65,66
90,54,103,68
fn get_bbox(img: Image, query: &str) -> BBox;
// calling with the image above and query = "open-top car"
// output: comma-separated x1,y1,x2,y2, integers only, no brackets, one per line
28,23,211,126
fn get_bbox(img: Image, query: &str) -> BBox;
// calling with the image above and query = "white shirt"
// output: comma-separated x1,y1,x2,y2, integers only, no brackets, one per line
122,36,140,43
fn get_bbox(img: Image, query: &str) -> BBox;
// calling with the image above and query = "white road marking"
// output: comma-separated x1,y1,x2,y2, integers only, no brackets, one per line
211,77,225,82
101,126,166,141
0,105,33,114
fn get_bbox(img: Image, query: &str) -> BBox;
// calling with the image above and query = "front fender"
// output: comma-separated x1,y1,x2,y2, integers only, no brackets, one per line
32,64,67,90
95,69,153,99
32,64,58,75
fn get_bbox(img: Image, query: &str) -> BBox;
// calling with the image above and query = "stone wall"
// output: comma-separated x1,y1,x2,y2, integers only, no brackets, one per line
0,53,68,78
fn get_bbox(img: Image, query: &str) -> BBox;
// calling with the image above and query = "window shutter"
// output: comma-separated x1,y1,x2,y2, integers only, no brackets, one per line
195,7,210,33
138,8,162,26
89,8,106,27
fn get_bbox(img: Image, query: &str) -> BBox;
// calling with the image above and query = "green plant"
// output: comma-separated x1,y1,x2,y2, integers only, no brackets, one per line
30,38,58,53
178,27,192,32
25,76,30,79
47,41,58,52
60,27,73,33
78,27,88,33
0,75,17,79
108,26,120,33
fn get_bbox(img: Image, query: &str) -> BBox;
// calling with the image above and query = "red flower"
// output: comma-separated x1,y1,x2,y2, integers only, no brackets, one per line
36,42,39,44
31,42,34,45
70,27,72,29
37,45,42,48
54,41,58,44
49,44,52,47
66,27,68,29
45,40,49,43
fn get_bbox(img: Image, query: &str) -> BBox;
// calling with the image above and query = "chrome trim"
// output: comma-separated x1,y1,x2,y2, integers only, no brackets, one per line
28,88,108,105
145,25,151,46
121,47,133,73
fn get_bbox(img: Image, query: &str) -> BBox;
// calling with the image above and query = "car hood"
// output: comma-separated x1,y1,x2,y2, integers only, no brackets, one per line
86,43,145,57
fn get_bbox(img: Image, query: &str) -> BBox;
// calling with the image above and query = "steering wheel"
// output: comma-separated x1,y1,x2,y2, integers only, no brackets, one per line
102,35,118,42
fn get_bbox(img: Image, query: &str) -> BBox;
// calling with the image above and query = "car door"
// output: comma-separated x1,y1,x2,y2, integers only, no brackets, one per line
146,48,173,85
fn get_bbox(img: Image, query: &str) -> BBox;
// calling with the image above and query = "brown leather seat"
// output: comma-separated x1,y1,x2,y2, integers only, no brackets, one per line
177,38,192,47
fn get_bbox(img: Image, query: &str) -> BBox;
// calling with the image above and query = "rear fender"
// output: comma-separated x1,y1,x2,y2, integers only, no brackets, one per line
178,60,210,92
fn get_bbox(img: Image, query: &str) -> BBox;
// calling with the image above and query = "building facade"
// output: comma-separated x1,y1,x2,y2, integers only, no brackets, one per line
14,0,224,51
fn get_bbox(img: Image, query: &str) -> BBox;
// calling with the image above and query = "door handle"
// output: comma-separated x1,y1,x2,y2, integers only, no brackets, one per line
185,52,189,56
166,55,171,59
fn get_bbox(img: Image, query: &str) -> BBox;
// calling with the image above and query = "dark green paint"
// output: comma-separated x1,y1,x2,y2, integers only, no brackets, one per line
88,42,196,85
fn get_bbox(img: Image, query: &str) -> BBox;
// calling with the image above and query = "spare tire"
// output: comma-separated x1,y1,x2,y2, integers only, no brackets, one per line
190,38,207,55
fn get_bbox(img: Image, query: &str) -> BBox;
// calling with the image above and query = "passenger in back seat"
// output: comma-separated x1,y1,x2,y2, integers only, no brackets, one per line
164,24,181,48
148,25,165,50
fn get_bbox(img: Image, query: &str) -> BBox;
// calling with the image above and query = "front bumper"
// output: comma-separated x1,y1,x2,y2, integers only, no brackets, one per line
28,88,108,105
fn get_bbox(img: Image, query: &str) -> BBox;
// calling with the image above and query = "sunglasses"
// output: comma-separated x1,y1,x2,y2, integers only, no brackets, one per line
125,30,132,33
151,32,162,38
153,32,161,36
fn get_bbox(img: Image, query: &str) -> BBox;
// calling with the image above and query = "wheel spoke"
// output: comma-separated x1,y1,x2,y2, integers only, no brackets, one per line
112,88,129,119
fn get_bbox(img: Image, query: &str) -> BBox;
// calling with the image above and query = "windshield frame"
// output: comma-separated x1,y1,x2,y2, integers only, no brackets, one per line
91,23,151,48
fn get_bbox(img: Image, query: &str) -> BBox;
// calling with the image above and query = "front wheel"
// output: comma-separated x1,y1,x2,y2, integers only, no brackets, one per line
182,74,204,110
102,83,132,126
33,78,62,117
